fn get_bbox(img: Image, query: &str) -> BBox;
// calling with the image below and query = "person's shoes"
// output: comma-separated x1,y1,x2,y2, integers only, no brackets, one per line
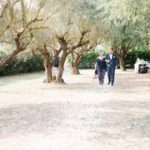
99,82,103,86
111,82,114,86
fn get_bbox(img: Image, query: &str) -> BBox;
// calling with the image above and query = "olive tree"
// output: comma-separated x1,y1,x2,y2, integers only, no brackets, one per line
0,0,46,67
95,0,150,71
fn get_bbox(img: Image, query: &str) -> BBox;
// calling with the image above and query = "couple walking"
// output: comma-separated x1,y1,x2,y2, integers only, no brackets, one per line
95,48,117,86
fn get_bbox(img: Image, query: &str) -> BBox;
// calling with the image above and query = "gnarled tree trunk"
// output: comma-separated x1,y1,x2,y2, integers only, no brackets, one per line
119,51,126,71
0,36,24,67
0,49,21,67
119,57,126,71
72,54,81,75
41,45,53,83
55,50,67,84
43,54,52,83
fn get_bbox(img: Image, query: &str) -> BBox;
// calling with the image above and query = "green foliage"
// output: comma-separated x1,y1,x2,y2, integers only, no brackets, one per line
0,52,44,76
95,0,150,59
126,47,150,68
78,51,98,69
67,54,72,64
78,48,150,69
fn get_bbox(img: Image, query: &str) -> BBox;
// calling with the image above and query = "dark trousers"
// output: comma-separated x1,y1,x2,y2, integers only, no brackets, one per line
98,69,106,85
107,66,115,85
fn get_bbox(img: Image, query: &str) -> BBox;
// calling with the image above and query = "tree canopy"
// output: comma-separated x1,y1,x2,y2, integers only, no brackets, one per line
0,0,149,81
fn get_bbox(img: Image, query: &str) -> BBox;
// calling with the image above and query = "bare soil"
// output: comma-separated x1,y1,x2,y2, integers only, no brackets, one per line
0,69,150,150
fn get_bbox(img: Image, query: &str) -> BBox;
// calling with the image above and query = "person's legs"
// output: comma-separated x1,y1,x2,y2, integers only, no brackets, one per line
107,66,111,84
101,69,106,85
98,69,102,84
110,67,115,86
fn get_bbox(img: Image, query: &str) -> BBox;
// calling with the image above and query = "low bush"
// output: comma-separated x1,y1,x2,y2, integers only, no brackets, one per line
78,49,150,69
0,52,44,76
126,50,150,68
78,51,98,69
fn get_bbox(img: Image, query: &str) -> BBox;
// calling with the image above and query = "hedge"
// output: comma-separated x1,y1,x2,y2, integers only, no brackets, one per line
79,50,150,69
0,52,44,76
0,49,150,76
126,50,150,68
78,51,98,69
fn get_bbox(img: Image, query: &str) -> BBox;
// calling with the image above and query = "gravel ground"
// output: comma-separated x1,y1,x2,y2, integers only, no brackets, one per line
0,69,150,150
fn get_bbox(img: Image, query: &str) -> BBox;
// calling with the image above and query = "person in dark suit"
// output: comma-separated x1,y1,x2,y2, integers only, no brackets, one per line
105,48,117,86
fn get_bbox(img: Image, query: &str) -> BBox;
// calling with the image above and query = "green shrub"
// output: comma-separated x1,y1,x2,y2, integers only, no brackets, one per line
78,49,150,69
78,51,98,69
126,50,150,68
0,53,44,76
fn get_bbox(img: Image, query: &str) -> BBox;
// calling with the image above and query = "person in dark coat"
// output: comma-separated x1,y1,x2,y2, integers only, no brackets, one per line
105,48,117,86
96,50,107,85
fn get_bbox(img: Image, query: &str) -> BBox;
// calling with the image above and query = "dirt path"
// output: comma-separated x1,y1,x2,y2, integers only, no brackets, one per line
0,70,150,150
